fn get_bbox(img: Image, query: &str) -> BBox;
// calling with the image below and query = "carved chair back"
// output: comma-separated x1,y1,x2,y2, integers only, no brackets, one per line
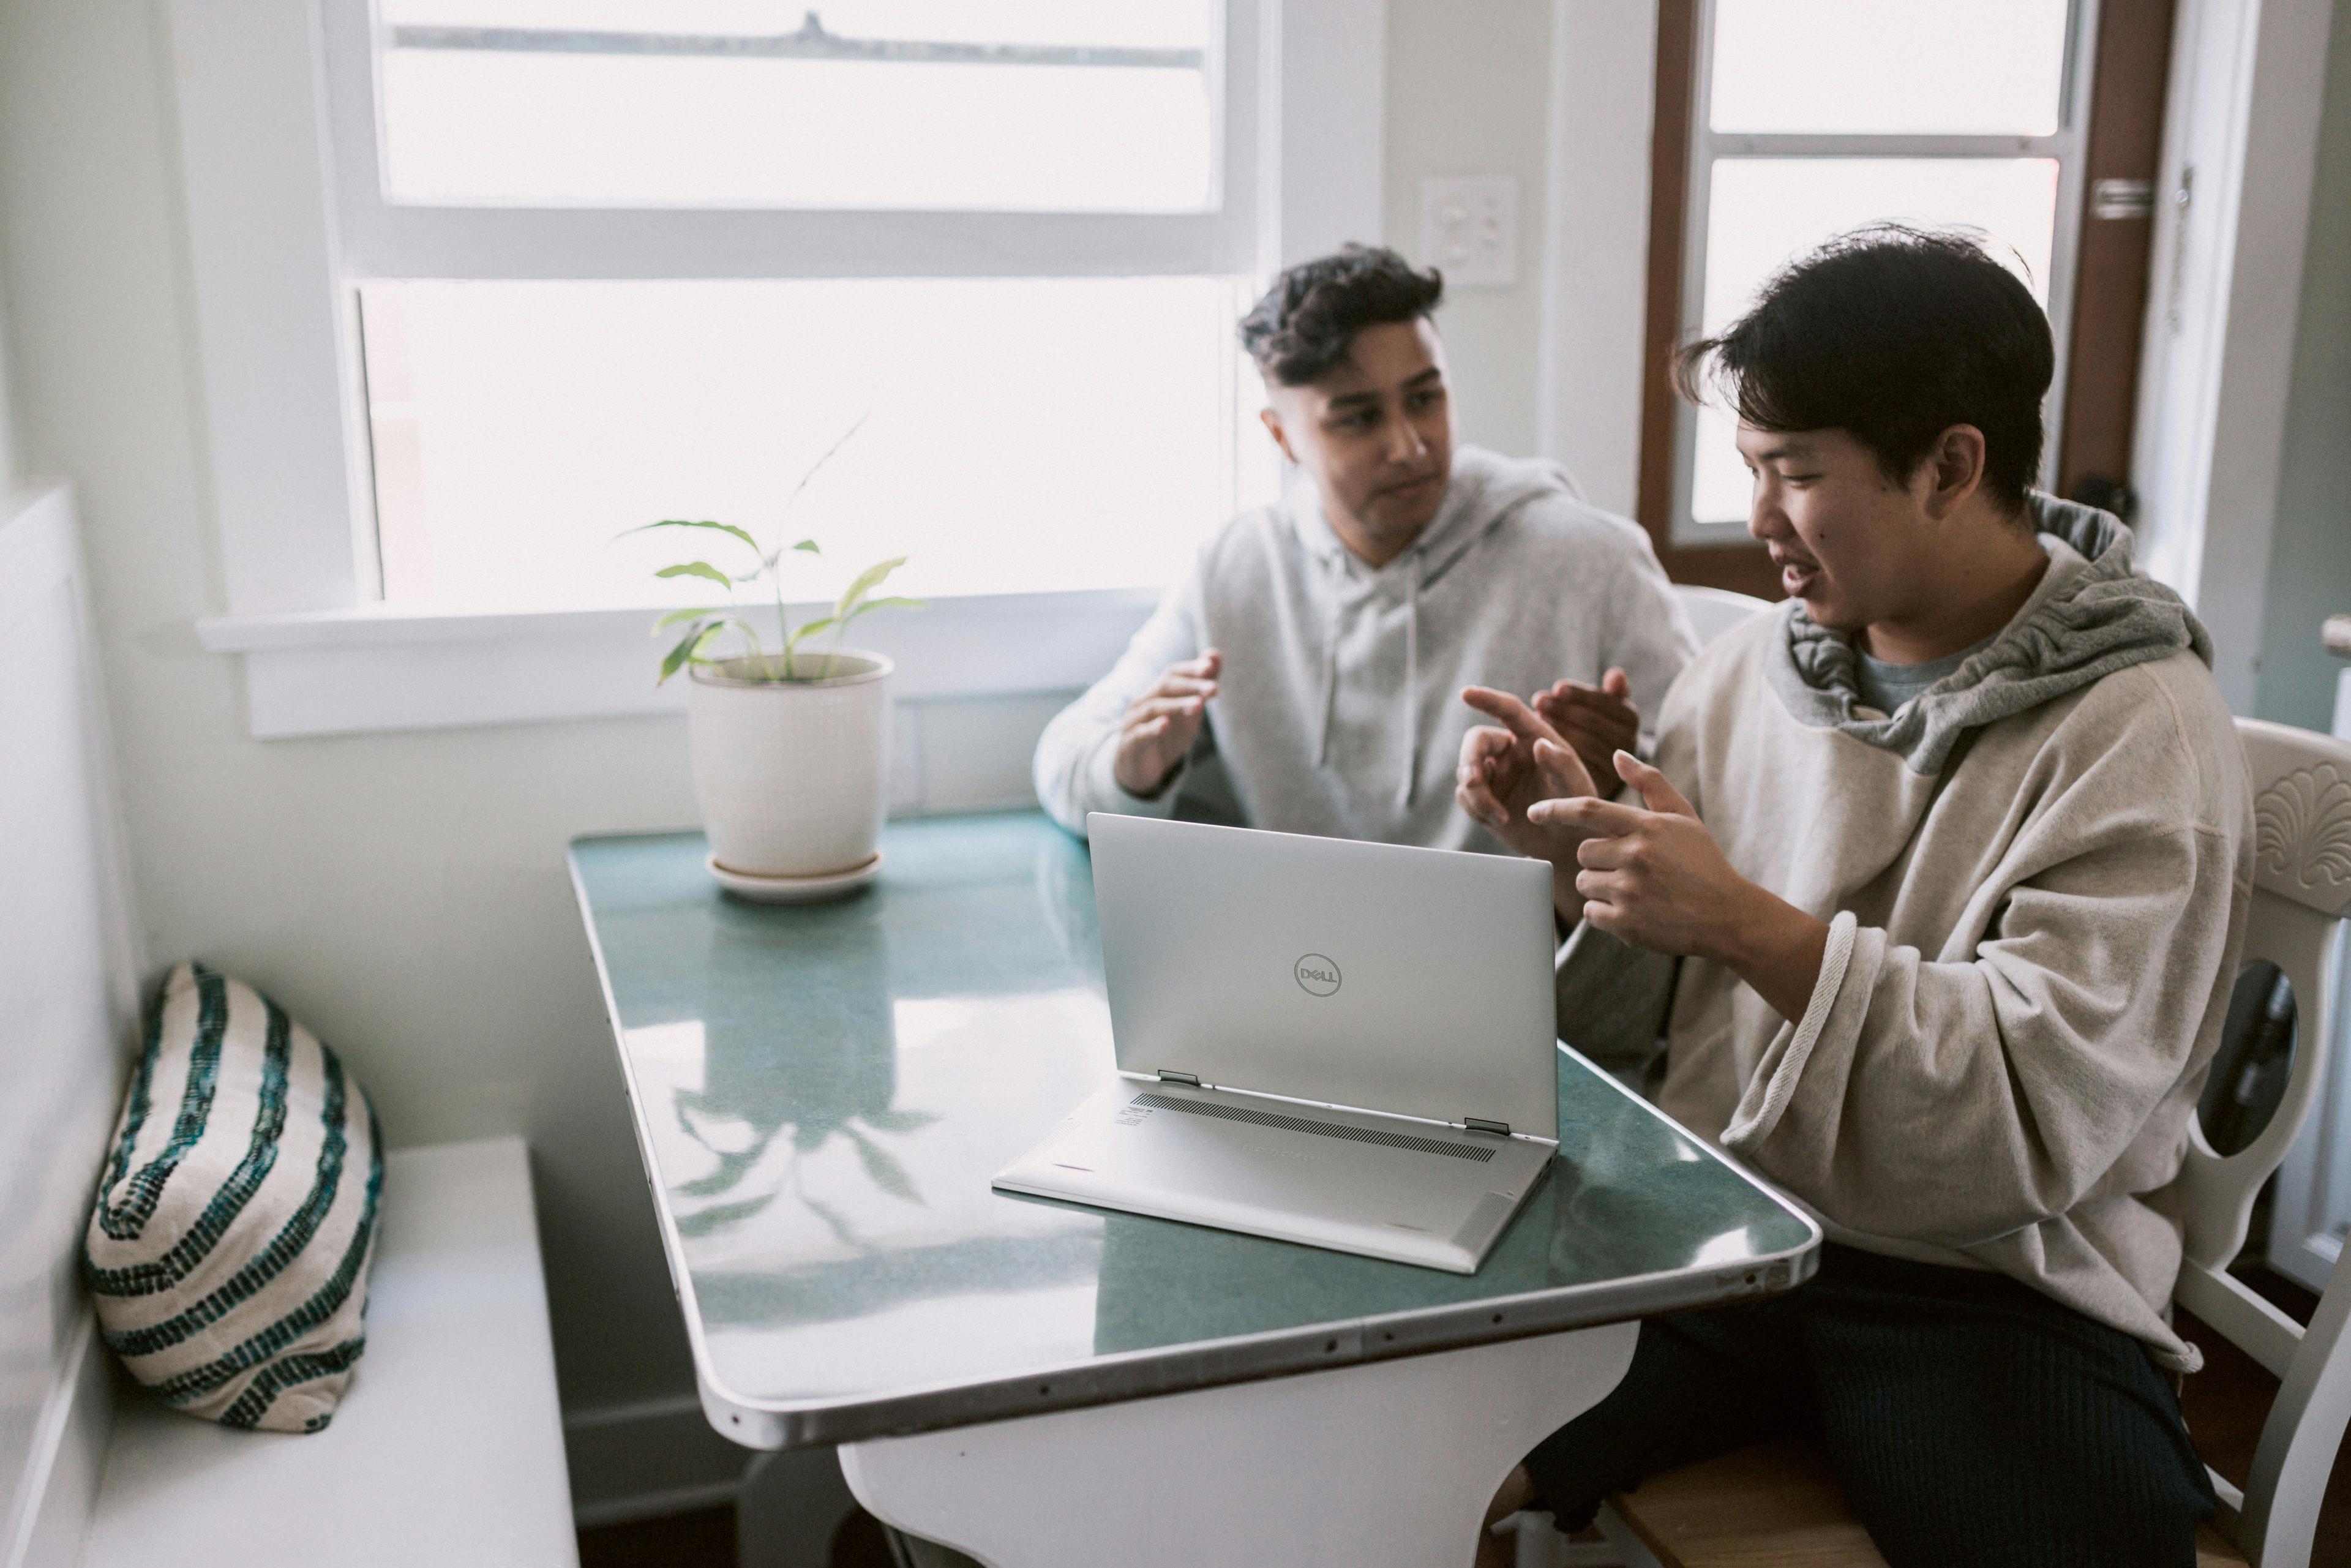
2172,717,2351,1564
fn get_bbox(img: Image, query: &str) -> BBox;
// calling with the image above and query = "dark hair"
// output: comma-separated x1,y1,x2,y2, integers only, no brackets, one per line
1238,244,1444,385
1673,225,2052,510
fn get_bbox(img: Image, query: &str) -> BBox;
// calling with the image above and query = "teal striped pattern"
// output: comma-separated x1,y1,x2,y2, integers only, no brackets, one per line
84,963,384,1433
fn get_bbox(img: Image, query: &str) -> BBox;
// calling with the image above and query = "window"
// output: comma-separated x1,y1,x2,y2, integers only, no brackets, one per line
360,275,1270,609
372,3,1222,212
329,2,1275,612
174,1,1377,734
1665,0,2094,542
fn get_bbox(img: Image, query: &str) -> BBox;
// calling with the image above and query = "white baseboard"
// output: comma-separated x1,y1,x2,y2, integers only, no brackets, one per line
563,1394,752,1529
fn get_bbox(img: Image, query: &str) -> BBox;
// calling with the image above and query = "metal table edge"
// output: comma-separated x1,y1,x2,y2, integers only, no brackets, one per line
705,1229,1821,1450
566,845,743,1425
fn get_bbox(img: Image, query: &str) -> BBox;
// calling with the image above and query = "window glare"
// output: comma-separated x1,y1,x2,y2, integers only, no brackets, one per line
360,278,1278,610
1689,159,2058,526
1709,0,2069,137
375,3,1220,210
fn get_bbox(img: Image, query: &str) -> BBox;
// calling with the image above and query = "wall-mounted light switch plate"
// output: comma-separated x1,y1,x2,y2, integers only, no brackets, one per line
1420,175,1518,289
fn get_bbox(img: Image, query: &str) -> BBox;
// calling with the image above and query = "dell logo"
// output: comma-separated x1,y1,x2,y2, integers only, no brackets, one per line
1294,954,1341,997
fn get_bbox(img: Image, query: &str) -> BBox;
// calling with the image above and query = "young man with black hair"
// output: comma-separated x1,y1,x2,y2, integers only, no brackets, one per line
1461,226,2250,1567
1034,244,1696,850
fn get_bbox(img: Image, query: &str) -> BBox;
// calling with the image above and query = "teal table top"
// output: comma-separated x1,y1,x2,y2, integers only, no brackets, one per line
570,814,1818,1449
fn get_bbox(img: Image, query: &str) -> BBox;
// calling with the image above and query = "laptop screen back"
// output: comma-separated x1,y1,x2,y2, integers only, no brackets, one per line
1087,814,1559,1140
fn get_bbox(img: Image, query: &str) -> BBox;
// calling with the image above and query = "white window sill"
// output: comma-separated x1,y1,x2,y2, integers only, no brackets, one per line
195,588,1160,739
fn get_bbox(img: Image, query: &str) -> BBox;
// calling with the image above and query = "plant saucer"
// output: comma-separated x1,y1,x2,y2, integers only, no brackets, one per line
706,851,882,905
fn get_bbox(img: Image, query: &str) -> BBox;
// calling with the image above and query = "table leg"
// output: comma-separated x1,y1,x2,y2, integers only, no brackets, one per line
838,1324,1638,1568
737,1445,861,1568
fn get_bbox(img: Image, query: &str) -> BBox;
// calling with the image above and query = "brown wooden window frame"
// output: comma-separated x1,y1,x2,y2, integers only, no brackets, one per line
1632,0,2160,599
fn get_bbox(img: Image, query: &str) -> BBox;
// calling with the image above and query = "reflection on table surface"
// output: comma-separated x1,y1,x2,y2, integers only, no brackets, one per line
571,814,1813,1416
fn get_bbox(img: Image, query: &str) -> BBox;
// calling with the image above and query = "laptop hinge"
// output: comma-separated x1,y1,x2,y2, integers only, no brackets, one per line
1463,1117,1510,1137
1156,1070,1202,1087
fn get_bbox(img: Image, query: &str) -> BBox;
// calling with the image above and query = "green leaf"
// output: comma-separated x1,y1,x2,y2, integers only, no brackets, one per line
656,561,737,592
839,594,924,626
833,555,908,620
793,539,821,554
657,622,713,683
783,613,836,652
722,616,765,659
651,606,715,632
622,519,761,557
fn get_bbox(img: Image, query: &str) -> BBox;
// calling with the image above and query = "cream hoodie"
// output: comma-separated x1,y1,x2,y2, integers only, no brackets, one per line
1559,497,2254,1371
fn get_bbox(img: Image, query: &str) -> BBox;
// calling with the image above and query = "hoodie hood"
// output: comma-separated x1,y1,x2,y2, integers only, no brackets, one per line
1286,446,1586,807
1768,492,2214,775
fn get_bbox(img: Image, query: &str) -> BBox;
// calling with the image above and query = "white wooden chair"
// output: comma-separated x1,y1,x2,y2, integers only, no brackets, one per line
1514,716,2351,1568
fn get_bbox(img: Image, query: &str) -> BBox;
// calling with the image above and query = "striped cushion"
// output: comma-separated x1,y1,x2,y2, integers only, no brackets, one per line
84,962,384,1433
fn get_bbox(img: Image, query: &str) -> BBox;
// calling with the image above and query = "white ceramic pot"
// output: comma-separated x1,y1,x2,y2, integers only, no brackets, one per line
687,650,893,879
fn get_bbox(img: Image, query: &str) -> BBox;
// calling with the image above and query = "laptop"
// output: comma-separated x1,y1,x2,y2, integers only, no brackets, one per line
992,814,1561,1274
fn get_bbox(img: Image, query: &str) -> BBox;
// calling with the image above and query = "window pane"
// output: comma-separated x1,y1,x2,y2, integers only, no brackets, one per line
1688,159,2058,526
1709,0,2070,137
374,2,1218,210
360,277,1278,609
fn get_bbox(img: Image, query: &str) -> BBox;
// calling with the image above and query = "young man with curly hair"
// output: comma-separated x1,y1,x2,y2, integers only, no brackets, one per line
1034,244,1697,850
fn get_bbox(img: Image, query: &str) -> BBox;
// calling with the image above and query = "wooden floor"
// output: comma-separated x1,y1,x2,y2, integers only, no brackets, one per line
578,1269,2349,1568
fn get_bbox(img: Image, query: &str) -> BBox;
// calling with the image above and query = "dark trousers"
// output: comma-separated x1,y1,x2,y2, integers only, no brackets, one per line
1524,1244,2215,1568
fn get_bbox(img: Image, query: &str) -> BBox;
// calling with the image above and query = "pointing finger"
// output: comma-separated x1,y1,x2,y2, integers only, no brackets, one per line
1531,737,1599,799
1602,667,1630,699
1463,686,1565,745
1614,751,1696,818
1529,795,1647,836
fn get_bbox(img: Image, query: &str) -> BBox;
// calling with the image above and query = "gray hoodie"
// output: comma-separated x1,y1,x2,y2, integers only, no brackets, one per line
1033,446,1700,850
1560,494,2252,1370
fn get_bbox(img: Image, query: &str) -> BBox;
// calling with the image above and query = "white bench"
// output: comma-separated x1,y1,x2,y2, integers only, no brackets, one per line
77,1137,577,1568
4,492,578,1568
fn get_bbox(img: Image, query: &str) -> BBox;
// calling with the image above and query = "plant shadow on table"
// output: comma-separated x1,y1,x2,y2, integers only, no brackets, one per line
656,823,1105,1259
666,905,934,1252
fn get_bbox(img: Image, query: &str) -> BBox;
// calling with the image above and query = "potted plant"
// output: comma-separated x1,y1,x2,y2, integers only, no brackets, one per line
631,435,920,901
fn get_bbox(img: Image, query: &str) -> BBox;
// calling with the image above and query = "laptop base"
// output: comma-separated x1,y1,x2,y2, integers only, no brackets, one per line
994,1078,1554,1274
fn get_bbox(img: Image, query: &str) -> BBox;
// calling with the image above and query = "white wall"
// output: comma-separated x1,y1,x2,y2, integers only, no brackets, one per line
0,0,1567,1510
1382,0,1555,462
2253,11,2351,734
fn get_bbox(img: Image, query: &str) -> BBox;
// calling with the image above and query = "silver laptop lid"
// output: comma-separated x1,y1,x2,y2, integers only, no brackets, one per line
1087,814,1559,1141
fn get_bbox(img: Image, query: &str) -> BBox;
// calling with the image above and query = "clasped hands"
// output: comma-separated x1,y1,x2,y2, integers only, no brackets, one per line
1455,680,1758,964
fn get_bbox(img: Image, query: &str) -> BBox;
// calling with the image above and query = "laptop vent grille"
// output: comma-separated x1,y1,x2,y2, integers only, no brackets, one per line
1129,1093,1496,1163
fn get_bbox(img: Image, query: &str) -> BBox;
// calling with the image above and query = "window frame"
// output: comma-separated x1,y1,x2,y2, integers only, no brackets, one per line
1665,0,2101,546
317,2,1265,282
170,0,1386,738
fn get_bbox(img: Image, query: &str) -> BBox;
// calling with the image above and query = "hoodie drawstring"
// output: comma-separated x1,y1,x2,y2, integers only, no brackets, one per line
1398,549,1423,810
1313,555,1341,768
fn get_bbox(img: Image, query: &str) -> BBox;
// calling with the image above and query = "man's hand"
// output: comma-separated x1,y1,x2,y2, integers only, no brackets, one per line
1533,667,1641,788
1112,651,1221,797
1456,686,1603,917
1532,751,1829,1022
